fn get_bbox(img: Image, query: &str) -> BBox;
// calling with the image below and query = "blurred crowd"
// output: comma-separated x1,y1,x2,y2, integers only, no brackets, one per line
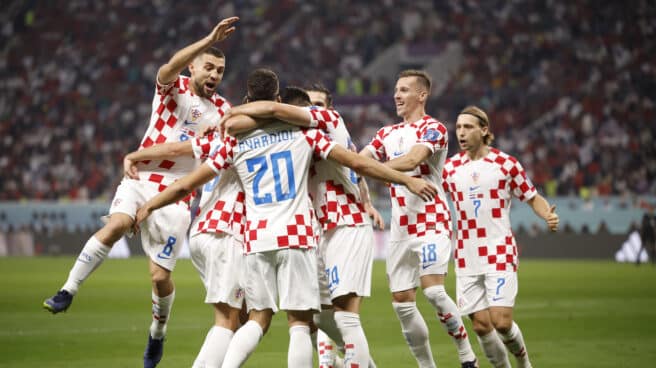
1,0,654,202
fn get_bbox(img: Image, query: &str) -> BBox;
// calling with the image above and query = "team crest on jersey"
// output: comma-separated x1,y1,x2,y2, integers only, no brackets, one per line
190,107,202,122
471,171,480,183
422,129,442,142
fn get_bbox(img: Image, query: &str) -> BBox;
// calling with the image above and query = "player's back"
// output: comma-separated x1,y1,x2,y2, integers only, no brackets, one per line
230,120,333,253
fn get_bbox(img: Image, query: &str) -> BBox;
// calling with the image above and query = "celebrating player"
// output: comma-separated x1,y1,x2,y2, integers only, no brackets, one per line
43,16,239,368
360,70,478,368
442,106,559,368
132,68,437,368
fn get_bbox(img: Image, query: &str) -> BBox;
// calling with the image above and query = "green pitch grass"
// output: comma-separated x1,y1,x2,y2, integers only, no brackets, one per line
1,258,654,367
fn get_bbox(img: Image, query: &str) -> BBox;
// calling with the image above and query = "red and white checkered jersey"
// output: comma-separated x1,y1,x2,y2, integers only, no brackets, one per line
189,132,245,240
207,121,336,254
442,148,537,275
365,115,451,241
307,107,370,231
136,75,231,189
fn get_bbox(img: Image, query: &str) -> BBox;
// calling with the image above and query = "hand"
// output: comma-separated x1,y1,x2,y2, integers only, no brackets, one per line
132,205,152,234
207,16,239,43
545,204,559,232
407,178,438,202
364,203,385,230
200,124,219,138
123,155,139,179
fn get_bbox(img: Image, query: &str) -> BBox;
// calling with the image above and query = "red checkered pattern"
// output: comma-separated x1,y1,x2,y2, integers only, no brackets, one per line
365,115,450,240
438,312,468,340
317,180,367,231
137,75,231,187
443,149,536,275
308,107,341,131
303,128,336,158
276,214,315,248
146,173,191,207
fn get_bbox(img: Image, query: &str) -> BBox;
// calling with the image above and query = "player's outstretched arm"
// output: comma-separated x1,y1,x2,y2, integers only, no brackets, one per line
527,194,559,232
384,145,432,171
157,16,239,85
226,101,311,127
133,164,217,231
222,114,275,137
123,142,194,179
329,145,437,201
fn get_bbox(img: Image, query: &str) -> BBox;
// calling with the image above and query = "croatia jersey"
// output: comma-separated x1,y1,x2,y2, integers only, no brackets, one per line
365,115,450,241
442,148,537,275
190,133,246,239
207,121,336,254
137,75,231,189
307,107,370,231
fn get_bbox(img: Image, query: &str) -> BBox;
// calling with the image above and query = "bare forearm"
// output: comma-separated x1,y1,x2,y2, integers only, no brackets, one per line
384,156,419,171
126,142,192,161
528,194,551,220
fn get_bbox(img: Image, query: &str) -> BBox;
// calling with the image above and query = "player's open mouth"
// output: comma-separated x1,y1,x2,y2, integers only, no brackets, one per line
204,82,216,93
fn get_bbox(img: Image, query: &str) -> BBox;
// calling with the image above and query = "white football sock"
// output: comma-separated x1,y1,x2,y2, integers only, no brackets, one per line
334,311,370,368
392,302,436,368
149,290,175,339
221,320,263,368
500,322,532,368
193,326,234,368
316,329,337,368
62,236,111,295
477,330,511,368
423,285,476,363
315,309,346,347
288,325,313,368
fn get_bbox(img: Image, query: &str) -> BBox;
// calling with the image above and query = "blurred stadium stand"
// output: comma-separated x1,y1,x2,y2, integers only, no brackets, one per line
1,1,655,257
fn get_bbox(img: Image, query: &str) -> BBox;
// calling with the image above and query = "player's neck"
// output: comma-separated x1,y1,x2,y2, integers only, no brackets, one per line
466,145,489,161
402,109,425,124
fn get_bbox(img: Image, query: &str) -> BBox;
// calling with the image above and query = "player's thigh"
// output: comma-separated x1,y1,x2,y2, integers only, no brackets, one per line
456,274,488,316
386,240,420,293
277,248,320,313
484,271,518,308
140,200,190,272
321,225,374,299
243,251,279,313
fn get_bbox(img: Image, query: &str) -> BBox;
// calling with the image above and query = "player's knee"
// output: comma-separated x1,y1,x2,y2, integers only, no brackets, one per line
471,318,494,336
422,284,447,303
392,289,416,303
150,268,171,285
101,215,132,240
492,317,513,334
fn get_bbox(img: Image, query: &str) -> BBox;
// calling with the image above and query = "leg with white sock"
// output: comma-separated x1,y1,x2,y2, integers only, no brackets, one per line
470,310,510,368
491,307,532,368
193,303,240,368
287,310,314,368
221,320,264,368
64,213,132,294
149,261,175,340
422,282,477,364
333,294,370,368
392,289,436,368
316,328,338,368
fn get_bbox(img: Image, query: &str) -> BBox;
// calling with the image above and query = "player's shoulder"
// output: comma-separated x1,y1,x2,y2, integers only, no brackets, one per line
211,93,231,110
444,151,468,172
375,121,405,137
486,147,519,165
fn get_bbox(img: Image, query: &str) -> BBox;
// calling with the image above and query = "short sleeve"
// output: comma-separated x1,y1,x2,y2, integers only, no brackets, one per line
302,128,336,159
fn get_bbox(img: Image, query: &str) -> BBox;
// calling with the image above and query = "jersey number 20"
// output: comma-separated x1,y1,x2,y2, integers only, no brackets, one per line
246,150,296,205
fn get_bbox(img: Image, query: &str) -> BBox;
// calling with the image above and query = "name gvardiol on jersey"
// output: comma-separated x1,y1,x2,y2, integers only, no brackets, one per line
237,130,296,152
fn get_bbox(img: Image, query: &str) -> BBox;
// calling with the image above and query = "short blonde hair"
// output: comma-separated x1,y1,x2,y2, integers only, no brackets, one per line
460,105,495,145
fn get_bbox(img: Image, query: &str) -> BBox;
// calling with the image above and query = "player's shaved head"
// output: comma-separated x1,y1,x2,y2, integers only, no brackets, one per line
246,68,279,102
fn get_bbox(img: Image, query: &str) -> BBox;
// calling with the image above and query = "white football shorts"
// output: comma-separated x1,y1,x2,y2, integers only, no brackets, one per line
189,232,245,309
243,248,320,314
386,233,451,293
319,225,374,300
108,178,190,271
456,271,518,315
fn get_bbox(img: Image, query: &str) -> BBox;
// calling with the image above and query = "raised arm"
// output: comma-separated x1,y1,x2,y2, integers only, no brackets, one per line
123,142,194,179
384,144,432,171
527,194,559,232
329,145,437,201
157,16,238,84
133,164,218,231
